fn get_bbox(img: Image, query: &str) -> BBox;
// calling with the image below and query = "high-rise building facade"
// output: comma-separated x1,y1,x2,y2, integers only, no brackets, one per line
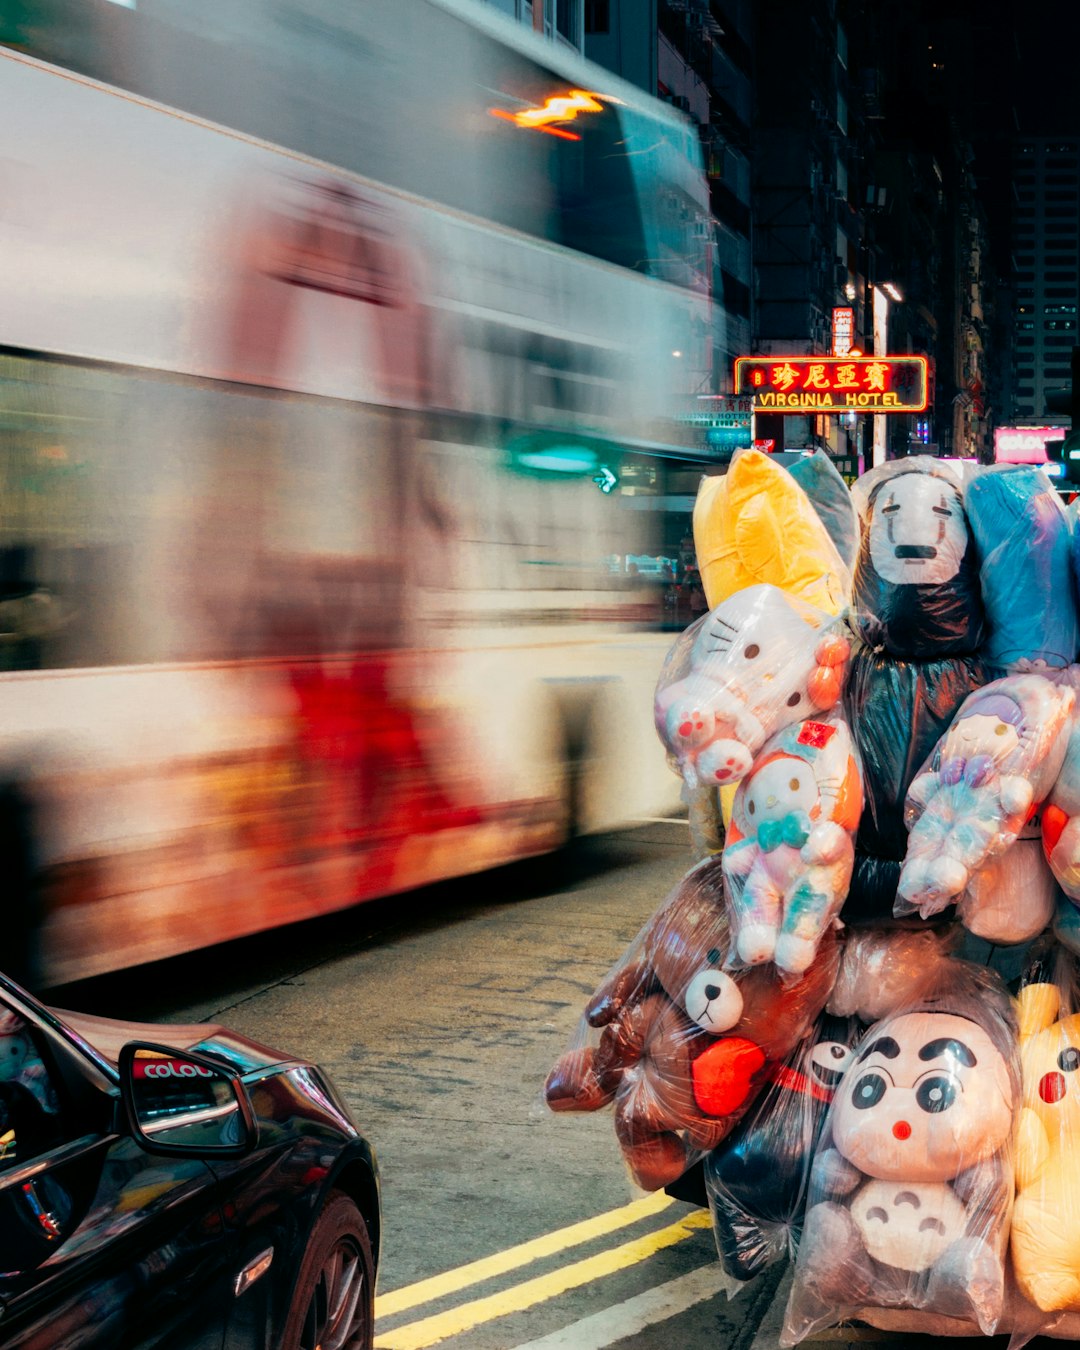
1008,137,1080,423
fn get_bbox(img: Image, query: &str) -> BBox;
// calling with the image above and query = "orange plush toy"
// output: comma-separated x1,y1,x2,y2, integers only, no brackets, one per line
545,859,840,1191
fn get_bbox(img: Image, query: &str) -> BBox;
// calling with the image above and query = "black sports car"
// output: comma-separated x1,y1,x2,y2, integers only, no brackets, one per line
0,971,379,1349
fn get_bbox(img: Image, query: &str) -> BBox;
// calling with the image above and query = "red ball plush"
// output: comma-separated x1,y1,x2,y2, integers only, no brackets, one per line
545,859,840,1190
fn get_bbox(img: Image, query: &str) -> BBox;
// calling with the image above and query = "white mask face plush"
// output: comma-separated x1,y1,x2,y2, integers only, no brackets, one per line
868,474,969,586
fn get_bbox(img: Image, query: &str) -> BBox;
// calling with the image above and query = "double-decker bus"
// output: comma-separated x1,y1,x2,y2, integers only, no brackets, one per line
0,0,718,983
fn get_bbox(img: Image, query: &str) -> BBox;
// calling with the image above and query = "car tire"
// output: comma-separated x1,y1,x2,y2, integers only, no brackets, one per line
281,1190,375,1350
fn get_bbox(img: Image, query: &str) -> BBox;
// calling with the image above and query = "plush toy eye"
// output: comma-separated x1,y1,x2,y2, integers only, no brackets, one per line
1058,1047,1080,1073
789,777,801,791
852,1072,887,1109
748,800,756,815
916,1075,957,1114
744,644,760,659
995,723,1008,737
786,692,802,707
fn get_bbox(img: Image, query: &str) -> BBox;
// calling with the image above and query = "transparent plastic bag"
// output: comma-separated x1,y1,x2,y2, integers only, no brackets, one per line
827,925,961,1024
721,713,862,976
1011,943,1080,1315
1042,695,1080,903
692,447,851,614
896,673,1075,919
965,464,1080,673
544,857,840,1191
783,960,1020,1343
850,456,984,659
705,1012,861,1284
655,584,850,793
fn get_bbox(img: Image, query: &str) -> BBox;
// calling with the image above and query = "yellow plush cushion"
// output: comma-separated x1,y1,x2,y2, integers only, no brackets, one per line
693,450,850,614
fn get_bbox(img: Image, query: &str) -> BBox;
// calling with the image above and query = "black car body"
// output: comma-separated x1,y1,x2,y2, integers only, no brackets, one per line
0,972,379,1349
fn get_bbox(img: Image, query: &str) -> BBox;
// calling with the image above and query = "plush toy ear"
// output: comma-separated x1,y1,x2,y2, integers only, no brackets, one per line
808,634,849,709
1017,982,1063,1039
831,755,862,832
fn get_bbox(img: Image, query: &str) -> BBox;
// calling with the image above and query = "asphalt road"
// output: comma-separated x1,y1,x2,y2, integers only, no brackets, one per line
48,824,1058,1350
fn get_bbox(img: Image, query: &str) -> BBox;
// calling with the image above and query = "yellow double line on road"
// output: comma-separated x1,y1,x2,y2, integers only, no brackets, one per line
373,1192,712,1350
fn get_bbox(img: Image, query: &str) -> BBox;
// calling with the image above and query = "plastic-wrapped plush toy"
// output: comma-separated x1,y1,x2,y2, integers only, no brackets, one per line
655,584,850,792
544,858,840,1191
895,674,1074,920
965,464,1080,673
1010,953,1080,1313
827,926,960,1025
692,449,850,614
722,715,862,975
785,449,860,576
841,459,990,921
705,1012,861,1284
783,962,1019,1342
1042,698,1080,936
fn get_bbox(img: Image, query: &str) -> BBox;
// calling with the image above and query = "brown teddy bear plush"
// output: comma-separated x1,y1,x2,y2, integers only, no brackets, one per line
545,858,840,1191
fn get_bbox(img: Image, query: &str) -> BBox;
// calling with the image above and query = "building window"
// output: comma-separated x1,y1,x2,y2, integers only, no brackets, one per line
556,0,578,40
1046,320,1077,329
1048,335,1077,345
584,0,608,33
1047,272,1079,282
1017,320,1035,329
1046,304,1078,313
1047,287,1078,297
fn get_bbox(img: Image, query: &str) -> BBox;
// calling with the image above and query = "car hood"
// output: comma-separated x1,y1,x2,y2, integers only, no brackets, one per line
50,1007,295,1077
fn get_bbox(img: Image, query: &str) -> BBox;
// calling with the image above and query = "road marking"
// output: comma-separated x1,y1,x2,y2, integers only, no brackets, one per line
504,1262,726,1349
375,1192,674,1317
373,1208,712,1350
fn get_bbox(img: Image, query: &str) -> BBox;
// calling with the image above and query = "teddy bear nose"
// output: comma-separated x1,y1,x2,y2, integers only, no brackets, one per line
704,984,722,1001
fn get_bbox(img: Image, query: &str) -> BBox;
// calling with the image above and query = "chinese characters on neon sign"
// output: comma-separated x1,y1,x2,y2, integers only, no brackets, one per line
734,356,929,414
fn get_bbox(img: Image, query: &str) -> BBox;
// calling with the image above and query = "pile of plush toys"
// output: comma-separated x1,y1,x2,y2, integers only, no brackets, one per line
545,448,1080,1341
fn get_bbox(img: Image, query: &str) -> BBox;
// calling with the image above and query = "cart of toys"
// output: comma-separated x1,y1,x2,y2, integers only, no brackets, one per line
545,448,1080,1342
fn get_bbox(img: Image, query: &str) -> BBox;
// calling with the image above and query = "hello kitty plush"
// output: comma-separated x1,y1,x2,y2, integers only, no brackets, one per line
655,584,850,792
722,715,862,976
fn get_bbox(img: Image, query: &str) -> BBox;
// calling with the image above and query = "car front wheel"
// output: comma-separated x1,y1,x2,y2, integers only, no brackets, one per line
282,1190,375,1350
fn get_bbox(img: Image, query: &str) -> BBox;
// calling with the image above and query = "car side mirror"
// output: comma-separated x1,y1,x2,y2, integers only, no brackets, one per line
119,1042,257,1158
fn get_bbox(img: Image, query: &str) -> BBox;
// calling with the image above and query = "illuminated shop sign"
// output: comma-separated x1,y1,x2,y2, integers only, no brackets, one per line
734,356,929,414
832,307,855,356
994,425,1065,465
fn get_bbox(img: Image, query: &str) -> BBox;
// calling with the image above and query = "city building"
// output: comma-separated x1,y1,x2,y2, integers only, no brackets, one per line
1007,137,1080,425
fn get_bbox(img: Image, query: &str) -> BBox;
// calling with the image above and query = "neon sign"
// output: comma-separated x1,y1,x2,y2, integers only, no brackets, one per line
734,356,929,414
994,426,1064,464
832,307,854,357
489,90,605,141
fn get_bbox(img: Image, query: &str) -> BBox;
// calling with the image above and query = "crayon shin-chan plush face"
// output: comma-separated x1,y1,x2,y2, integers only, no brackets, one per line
829,1011,1013,1183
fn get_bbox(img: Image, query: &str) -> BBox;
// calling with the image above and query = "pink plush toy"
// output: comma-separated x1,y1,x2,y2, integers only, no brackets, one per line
895,674,1074,920
655,583,850,792
722,715,862,976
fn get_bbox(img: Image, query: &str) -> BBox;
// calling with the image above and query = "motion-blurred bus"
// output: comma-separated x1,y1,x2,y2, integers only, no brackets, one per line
0,0,717,983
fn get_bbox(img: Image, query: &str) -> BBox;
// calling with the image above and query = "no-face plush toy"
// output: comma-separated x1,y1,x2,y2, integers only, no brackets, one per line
723,716,862,975
853,460,985,660
840,459,990,922
545,859,840,1191
784,982,1018,1341
655,584,850,792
